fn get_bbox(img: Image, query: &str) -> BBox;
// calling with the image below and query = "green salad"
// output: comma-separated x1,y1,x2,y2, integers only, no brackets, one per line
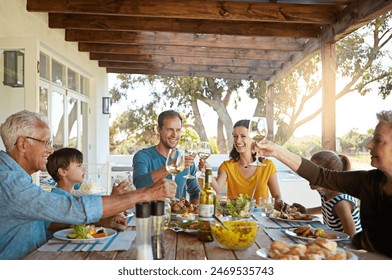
216,194,254,218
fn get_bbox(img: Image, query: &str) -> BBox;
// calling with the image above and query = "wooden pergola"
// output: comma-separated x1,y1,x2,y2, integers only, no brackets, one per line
25,0,392,149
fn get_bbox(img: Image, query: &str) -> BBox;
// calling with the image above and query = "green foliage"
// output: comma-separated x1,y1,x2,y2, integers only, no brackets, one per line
109,13,391,154
283,136,321,158
340,128,373,153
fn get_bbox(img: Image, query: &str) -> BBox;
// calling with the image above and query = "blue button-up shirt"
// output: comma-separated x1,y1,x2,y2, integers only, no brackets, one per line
0,151,103,259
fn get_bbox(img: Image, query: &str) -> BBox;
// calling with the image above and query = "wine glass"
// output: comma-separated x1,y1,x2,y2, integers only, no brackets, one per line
197,141,211,177
165,148,185,181
183,140,197,179
259,197,275,216
248,117,268,166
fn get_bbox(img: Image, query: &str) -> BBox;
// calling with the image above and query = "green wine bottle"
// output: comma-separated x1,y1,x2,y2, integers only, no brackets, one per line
198,168,215,242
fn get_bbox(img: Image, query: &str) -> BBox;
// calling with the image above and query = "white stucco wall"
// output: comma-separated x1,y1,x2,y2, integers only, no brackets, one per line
0,0,110,164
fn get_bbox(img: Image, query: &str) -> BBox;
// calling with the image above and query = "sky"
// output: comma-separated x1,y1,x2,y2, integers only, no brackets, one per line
109,74,391,139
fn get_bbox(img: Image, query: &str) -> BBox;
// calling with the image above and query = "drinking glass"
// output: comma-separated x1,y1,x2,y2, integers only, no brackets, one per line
259,197,275,216
197,141,211,177
165,148,185,181
248,117,268,166
183,140,197,179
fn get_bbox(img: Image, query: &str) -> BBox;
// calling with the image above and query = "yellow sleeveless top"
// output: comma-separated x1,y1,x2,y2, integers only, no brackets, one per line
219,159,277,199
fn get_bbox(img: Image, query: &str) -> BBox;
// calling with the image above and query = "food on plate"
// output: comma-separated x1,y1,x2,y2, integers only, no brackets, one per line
211,219,258,250
71,181,105,196
170,197,198,214
293,226,337,239
267,239,349,260
271,206,314,220
178,221,199,230
215,194,255,218
67,224,108,239
176,212,196,223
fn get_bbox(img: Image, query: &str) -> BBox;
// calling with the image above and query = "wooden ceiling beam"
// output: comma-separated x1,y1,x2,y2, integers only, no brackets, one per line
49,14,321,38
98,61,275,76
106,68,269,81
268,0,392,84
28,0,341,24
70,30,311,50
79,43,297,61
90,52,284,69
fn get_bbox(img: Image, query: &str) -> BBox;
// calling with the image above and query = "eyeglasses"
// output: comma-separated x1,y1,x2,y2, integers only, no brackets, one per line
23,136,53,149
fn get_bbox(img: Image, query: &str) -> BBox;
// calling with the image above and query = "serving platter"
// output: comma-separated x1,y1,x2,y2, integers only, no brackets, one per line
256,247,358,260
284,228,350,242
53,228,117,243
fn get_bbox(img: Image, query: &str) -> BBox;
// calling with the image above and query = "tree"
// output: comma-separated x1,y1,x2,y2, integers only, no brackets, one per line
109,12,391,154
267,12,392,144
110,76,244,154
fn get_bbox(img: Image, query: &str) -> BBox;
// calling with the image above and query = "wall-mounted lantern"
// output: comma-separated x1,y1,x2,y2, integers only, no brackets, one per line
102,97,112,114
3,50,24,87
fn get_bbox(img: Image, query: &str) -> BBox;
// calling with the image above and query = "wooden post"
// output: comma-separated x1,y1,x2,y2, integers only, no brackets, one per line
266,83,274,140
321,43,336,151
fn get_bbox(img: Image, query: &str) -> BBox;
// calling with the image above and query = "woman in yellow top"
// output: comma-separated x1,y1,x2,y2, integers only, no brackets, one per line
199,119,285,207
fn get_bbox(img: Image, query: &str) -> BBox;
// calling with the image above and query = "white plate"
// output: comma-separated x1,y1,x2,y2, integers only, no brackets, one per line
53,228,117,243
256,248,358,260
284,228,350,242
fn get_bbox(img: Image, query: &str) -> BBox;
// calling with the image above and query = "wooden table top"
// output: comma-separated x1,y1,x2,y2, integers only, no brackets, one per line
24,216,390,261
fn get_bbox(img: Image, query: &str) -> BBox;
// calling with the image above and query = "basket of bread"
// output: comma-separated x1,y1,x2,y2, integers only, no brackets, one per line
264,239,355,260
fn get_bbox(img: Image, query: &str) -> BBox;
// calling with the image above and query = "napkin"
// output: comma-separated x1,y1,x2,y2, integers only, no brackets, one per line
38,230,136,252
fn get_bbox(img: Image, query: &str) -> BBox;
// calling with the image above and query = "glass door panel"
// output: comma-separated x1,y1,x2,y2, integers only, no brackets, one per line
51,87,65,150
67,97,78,148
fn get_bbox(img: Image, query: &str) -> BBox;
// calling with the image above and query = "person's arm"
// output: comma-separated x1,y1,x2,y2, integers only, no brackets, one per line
257,141,302,172
333,200,357,237
133,149,170,188
101,178,176,218
291,202,322,215
198,158,227,194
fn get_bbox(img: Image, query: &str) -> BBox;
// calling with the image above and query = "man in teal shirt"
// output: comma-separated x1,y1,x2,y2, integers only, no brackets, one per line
133,110,200,204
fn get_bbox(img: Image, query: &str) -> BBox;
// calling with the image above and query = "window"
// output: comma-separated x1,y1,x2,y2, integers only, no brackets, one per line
51,59,65,86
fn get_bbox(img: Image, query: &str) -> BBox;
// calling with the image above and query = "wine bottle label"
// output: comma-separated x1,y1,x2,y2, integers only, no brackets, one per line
199,204,214,217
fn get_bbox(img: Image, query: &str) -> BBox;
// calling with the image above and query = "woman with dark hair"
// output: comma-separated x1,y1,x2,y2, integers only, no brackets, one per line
199,119,285,206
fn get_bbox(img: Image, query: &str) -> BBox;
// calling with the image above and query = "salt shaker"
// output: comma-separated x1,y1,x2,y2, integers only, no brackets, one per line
151,200,165,259
135,201,153,260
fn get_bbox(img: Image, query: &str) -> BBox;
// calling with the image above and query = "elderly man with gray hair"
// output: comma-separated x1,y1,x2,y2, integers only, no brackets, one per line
0,110,176,259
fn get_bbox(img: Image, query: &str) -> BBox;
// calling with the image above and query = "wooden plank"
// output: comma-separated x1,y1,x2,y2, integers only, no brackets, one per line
107,68,269,81
204,241,237,260
90,53,284,68
98,61,275,76
79,43,298,61
175,232,206,260
70,30,311,50
49,14,321,38
28,0,341,24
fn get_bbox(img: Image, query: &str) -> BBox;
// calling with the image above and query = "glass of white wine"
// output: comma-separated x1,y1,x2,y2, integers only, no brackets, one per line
183,140,197,179
248,117,268,166
165,148,186,182
197,141,211,177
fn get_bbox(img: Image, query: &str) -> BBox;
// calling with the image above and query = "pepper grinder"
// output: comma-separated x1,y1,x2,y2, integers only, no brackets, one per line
135,201,153,260
151,200,165,260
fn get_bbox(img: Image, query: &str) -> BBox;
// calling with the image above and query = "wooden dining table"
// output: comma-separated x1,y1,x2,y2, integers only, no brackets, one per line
24,214,390,261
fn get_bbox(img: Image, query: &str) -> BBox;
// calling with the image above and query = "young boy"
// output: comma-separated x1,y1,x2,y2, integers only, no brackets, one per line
46,147,128,231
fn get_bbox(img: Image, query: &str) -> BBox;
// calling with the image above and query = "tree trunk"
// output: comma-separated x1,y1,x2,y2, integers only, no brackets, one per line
192,101,208,142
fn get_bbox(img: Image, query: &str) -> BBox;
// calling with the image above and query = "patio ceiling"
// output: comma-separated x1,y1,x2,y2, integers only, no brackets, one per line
26,0,392,83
